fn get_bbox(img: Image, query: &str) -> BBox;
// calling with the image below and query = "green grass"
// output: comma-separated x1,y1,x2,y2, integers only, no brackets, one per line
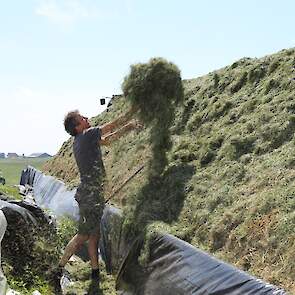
63,259,116,295
0,185,22,200
0,158,49,185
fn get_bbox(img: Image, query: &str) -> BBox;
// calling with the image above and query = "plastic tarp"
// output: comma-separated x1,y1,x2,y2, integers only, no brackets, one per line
22,167,287,295
0,199,56,295
0,201,37,295
100,205,132,274
20,166,79,220
116,233,287,295
0,210,8,295
100,207,287,295
0,199,55,228
0,200,37,226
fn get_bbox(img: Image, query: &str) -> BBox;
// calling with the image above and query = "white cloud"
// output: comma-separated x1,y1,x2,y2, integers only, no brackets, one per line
34,0,133,27
35,0,92,26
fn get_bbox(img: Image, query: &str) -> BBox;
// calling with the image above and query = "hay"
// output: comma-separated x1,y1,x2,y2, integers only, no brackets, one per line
122,57,183,123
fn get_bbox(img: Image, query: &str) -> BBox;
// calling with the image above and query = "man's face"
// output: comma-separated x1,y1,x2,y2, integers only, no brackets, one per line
75,114,91,133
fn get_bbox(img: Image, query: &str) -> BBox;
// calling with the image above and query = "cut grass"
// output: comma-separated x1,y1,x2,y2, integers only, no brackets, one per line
42,47,295,293
64,259,116,295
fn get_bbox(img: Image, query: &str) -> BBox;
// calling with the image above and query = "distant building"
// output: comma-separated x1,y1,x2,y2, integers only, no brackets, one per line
28,153,52,158
7,153,19,158
0,153,5,159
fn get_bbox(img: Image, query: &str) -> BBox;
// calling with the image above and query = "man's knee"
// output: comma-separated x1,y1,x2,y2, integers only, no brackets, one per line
77,233,89,242
72,234,89,249
88,233,99,243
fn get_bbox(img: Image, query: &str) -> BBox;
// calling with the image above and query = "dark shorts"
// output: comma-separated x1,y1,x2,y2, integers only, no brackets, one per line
75,183,105,235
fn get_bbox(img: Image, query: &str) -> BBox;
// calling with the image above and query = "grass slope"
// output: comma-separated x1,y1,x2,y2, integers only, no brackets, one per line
44,48,295,293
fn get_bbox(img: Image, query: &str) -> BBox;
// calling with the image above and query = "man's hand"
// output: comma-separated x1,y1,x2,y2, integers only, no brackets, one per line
99,119,143,146
100,107,139,136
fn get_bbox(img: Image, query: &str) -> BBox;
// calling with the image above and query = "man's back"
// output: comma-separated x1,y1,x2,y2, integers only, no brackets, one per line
73,127,105,185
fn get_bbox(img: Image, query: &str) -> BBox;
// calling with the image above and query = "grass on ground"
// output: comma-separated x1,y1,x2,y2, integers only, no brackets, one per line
0,158,49,185
0,185,22,200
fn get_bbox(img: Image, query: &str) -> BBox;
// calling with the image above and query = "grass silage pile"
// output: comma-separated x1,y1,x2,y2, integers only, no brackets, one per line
44,48,295,292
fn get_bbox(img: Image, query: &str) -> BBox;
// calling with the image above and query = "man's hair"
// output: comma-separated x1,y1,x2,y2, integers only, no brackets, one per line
64,110,80,136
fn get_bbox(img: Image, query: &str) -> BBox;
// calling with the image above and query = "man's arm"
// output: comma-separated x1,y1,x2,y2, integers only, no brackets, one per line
100,120,141,146
100,106,138,136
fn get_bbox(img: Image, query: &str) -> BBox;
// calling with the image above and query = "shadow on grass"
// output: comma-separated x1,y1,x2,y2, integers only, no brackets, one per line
87,279,104,295
125,163,195,238
123,94,196,240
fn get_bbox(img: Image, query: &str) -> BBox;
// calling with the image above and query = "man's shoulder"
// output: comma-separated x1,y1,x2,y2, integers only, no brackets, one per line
74,128,102,154
84,127,101,137
75,127,100,141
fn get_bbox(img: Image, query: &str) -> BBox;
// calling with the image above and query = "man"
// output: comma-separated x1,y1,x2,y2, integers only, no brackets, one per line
53,109,140,292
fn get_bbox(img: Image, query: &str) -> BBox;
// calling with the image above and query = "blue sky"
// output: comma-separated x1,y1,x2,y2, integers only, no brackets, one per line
0,0,294,155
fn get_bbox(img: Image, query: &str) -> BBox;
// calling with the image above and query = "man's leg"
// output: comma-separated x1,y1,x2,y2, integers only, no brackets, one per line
80,192,104,279
59,233,89,267
88,233,99,270
50,234,88,294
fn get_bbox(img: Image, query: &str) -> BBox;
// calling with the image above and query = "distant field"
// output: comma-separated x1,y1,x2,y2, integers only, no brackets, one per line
0,158,49,185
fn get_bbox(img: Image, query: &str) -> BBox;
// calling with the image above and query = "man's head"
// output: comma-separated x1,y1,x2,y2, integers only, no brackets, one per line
64,110,91,136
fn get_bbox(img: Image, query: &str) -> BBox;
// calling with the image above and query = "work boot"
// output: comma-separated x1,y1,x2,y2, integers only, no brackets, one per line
49,266,63,294
91,268,100,281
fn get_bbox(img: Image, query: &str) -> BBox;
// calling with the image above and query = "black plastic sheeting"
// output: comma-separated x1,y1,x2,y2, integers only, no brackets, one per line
100,205,132,275
100,207,286,295
0,198,55,228
20,166,79,220
0,210,8,294
21,167,287,295
116,233,287,295
0,198,54,255
101,208,287,295
0,199,38,226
